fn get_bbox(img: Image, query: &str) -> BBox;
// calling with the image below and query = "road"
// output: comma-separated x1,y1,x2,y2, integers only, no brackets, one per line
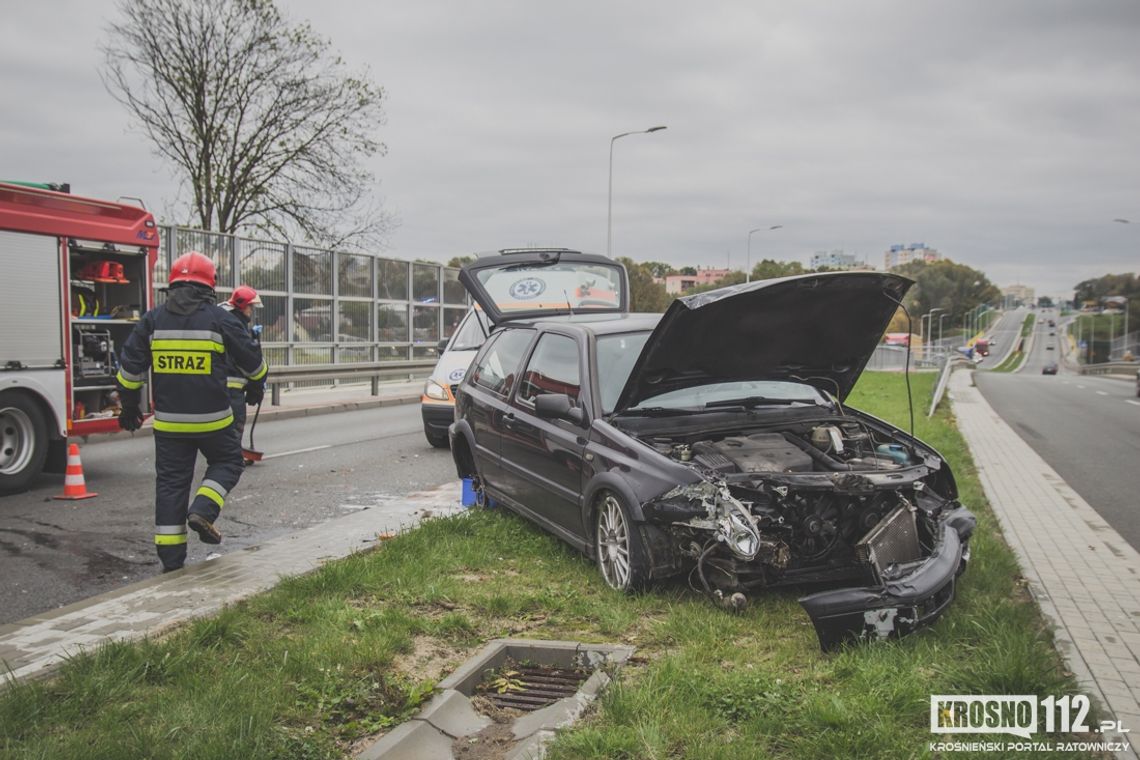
0,403,456,624
975,307,1027,368
976,308,1140,552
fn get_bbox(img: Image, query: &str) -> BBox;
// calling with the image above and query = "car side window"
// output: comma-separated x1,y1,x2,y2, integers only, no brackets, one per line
469,328,533,397
517,334,581,406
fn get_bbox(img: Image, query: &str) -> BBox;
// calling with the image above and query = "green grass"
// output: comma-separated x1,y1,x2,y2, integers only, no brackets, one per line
0,373,1096,759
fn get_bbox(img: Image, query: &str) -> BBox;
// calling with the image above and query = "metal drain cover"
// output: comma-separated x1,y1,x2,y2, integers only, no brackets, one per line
479,664,590,712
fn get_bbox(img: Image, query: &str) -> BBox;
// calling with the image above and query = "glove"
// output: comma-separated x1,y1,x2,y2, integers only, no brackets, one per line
244,381,265,407
118,404,143,432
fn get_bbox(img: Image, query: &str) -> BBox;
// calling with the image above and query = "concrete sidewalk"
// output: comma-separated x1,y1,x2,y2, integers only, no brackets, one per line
949,369,1139,758
0,481,463,683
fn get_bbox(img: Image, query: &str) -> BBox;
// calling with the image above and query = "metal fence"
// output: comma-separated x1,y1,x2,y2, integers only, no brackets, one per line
160,227,470,387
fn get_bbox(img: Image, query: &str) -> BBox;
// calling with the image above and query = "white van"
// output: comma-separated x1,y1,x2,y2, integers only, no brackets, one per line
421,307,489,447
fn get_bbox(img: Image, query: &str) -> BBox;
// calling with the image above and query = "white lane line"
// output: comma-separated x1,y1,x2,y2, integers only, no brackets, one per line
262,444,332,460
1127,400,1140,407
1077,384,1086,389
1096,391,1108,396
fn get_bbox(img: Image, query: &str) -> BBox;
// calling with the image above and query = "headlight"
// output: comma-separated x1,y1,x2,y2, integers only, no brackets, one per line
423,379,449,401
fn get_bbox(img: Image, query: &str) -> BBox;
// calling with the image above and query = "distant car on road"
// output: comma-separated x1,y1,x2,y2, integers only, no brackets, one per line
1042,362,1058,375
1046,344,1055,350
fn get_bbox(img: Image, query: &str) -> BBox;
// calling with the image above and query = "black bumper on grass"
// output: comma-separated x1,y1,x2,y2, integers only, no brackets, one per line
799,509,975,651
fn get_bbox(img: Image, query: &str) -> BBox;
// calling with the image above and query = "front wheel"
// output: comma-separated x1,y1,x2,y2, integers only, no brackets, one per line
594,491,650,592
424,426,450,449
0,391,49,495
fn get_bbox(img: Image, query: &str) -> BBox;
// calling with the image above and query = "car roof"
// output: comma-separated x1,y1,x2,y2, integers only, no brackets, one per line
496,312,661,336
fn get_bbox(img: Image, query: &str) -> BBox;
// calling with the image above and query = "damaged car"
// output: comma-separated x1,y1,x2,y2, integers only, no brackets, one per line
448,250,976,651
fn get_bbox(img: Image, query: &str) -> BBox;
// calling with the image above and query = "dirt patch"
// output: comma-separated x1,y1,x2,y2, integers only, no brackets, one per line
450,718,518,760
391,635,469,684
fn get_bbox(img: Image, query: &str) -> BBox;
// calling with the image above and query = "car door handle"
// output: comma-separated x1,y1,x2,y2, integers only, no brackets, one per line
502,412,516,428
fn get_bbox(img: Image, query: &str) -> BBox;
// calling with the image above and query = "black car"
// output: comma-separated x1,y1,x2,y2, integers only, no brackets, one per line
1042,362,1058,375
449,252,976,650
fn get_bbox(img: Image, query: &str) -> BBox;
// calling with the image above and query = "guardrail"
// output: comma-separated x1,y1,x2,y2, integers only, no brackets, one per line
265,360,435,405
1079,361,1139,377
927,356,971,418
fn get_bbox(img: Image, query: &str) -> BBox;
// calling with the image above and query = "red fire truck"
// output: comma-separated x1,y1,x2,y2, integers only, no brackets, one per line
0,182,158,494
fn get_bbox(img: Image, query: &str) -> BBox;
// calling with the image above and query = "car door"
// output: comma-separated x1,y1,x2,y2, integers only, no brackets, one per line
462,328,535,492
498,331,589,539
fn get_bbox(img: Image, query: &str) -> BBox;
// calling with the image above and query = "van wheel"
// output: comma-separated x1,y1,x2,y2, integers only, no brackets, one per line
424,426,450,449
595,491,650,592
0,391,49,495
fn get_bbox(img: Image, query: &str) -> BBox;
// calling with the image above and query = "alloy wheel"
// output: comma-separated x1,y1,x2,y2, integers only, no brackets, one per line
597,494,631,589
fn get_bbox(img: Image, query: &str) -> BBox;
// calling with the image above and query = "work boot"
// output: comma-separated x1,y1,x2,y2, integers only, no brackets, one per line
187,513,223,545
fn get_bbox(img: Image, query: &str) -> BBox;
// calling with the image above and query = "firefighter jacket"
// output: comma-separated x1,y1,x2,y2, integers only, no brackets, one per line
219,303,260,392
115,285,267,436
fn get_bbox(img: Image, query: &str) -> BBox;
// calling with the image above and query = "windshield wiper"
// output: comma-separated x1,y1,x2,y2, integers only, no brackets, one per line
704,396,821,409
618,406,713,417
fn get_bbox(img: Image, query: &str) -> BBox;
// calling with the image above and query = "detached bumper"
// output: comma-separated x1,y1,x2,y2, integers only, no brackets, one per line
799,510,974,651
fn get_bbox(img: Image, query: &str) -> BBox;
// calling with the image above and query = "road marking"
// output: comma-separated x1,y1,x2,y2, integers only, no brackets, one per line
1096,391,1108,396
1077,384,1086,389
1127,400,1140,407
262,444,332,460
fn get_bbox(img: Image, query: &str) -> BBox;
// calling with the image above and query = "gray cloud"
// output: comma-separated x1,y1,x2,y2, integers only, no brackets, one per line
2,0,1137,296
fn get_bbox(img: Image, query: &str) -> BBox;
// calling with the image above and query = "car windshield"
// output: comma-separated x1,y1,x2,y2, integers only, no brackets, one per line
448,309,489,351
630,380,827,412
475,260,625,314
596,331,651,414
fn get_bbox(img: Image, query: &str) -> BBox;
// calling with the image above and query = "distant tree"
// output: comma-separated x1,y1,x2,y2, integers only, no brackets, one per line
751,259,805,281
894,259,1001,329
447,255,476,268
679,266,698,276
1073,272,1138,319
617,257,671,313
1037,296,1054,308
640,261,677,279
102,0,391,249
681,270,746,296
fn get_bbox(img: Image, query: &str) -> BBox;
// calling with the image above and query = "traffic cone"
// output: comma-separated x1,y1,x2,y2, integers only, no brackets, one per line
53,443,97,500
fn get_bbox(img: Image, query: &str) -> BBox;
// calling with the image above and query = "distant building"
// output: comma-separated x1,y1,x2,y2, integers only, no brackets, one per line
810,249,873,271
663,267,731,295
1002,284,1035,308
884,243,941,271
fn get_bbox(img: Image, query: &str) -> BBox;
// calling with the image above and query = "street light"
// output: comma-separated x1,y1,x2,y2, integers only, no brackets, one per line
746,225,783,283
607,125,667,257
1111,218,1132,354
922,308,944,357
938,313,949,346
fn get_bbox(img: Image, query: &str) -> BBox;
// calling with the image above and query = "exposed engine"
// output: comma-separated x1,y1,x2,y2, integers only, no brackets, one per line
641,419,958,603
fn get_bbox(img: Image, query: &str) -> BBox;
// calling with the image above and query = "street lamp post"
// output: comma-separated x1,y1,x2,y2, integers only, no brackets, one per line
938,313,949,346
922,308,944,359
607,125,667,257
746,225,783,283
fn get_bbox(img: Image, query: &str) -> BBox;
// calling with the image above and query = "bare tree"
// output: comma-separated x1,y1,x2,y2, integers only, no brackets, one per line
102,0,392,248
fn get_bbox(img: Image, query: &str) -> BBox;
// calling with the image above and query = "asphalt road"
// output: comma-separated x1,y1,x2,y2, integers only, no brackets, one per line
976,308,1140,552
975,307,1027,368
0,403,457,624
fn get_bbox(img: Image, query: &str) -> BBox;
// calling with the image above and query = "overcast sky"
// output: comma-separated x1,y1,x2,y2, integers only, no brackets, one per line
3,1,1138,297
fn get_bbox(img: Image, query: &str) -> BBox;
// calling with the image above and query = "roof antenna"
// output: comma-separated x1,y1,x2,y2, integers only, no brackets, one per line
563,289,575,315
881,289,915,442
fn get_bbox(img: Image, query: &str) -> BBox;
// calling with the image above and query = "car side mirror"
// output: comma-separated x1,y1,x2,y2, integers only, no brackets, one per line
437,339,449,353
534,393,587,426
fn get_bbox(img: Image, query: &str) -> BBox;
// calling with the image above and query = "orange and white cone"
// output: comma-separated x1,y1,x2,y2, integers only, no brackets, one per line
53,443,97,500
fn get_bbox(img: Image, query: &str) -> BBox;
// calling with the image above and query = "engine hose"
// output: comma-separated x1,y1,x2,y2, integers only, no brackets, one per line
785,433,857,471
696,541,719,594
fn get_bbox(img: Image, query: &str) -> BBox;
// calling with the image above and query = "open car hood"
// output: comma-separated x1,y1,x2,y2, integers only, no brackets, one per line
458,249,629,326
613,271,913,411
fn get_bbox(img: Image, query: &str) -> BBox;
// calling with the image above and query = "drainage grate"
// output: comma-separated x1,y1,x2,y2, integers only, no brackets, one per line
480,665,590,712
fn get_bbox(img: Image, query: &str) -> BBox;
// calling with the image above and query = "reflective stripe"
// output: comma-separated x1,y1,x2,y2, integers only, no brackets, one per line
200,479,228,499
155,534,188,545
153,413,234,434
153,409,233,423
197,485,225,509
227,376,247,389
156,524,187,535
150,339,224,353
119,368,145,383
152,329,224,343
116,369,144,390
243,360,268,381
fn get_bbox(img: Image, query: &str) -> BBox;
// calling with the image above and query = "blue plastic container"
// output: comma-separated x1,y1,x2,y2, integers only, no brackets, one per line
460,477,477,508
876,443,912,465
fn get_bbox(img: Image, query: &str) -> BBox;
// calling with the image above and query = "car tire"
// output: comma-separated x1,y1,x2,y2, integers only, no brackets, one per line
594,491,651,592
424,426,450,449
0,391,49,495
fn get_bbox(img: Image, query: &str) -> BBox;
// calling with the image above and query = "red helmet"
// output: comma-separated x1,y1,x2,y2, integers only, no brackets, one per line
169,251,217,288
228,285,263,309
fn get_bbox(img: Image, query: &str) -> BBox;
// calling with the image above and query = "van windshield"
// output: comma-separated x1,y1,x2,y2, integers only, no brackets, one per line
449,309,489,351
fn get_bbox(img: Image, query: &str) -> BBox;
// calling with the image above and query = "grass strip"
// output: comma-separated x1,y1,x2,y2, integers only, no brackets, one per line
991,312,1036,372
0,372,1096,760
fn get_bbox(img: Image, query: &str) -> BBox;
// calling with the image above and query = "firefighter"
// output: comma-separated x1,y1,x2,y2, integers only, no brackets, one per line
220,285,264,443
115,251,267,572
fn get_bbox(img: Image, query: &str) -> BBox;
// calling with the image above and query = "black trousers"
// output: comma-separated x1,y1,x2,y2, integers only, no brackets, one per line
153,429,244,570
229,390,248,444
